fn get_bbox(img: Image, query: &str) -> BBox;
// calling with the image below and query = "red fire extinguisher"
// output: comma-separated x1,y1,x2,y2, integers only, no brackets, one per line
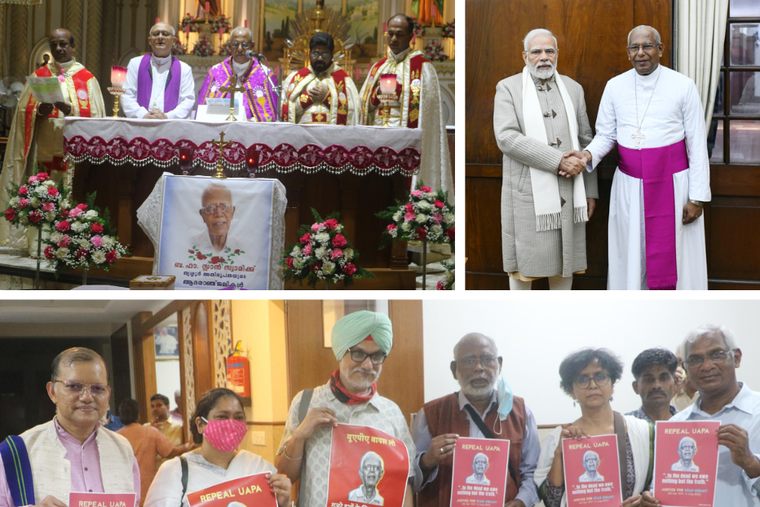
226,341,250,398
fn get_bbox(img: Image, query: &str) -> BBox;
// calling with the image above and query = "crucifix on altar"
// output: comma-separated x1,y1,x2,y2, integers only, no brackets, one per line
220,77,247,121
210,132,232,179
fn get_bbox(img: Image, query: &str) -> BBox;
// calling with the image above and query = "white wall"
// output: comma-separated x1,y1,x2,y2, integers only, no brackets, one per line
422,299,760,426
156,360,181,411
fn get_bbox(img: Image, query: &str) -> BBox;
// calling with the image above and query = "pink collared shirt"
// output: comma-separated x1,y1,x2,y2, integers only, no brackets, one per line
0,419,141,507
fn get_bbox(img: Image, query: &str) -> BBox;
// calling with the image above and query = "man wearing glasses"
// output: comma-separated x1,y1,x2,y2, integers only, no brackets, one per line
276,311,415,507
281,33,360,125
348,452,385,505
122,22,196,119
0,347,140,507
189,183,240,255
670,324,760,504
578,25,710,290
411,333,540,507
197,26,278,122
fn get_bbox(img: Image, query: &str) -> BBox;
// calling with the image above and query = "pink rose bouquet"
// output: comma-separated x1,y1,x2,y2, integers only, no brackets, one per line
280,208,374,288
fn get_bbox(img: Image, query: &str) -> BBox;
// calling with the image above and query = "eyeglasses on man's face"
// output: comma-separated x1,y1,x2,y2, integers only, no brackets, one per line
310,50,332,59
53,380,110,397
347,347,387,365
229,42,252,49
573,372,611,389
363,464,382,472
458,355,498,369
686,349,732,368
151,30,173,38
200,203,233,215
626,43,659,53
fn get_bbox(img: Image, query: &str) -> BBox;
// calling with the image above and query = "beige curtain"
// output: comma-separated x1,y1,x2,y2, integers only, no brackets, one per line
676,0,730,128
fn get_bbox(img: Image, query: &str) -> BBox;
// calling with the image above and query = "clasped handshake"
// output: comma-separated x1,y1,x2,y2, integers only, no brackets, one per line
558,150,591,178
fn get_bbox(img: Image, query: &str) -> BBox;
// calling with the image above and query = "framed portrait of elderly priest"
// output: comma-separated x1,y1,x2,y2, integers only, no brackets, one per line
155,175,285,290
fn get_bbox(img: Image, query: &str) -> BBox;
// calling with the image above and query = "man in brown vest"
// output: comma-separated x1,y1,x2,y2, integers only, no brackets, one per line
411,333,540,507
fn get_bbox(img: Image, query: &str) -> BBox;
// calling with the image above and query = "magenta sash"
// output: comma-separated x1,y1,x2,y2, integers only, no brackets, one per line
137,54,181,112
618,140,688,290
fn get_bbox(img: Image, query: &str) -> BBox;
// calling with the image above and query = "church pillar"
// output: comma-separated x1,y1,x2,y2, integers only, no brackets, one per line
9,5,28,78
65,0,85,61
86,0,103,79
0,4,7,77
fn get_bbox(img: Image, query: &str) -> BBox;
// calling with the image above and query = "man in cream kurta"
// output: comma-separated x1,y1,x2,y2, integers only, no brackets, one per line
0,347,139,507
281,33,360,125
493,29,598,290
0,28,105,250
359,14,452,194
581,25,711,290
121,22,195,119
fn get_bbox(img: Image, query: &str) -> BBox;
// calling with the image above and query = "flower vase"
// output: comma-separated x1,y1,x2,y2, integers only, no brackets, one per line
325,280,330,290
82,267,88,286
422,237,428,290
35,227,42,290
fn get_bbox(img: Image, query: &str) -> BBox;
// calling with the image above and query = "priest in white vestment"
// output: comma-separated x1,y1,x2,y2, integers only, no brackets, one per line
122,22,195,119
359,14,452,195
582,25,711,290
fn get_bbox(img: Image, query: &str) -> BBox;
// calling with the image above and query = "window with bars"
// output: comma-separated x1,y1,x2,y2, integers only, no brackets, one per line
709,0,760,165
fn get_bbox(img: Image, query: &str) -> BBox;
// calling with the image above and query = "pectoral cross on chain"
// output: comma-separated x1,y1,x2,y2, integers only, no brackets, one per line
220,77,247,122
632,129,645,150
210,132,232,179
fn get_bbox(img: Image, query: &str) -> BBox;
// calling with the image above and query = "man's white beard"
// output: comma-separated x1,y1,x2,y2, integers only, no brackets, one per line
528,61,555,80
458,377,496,400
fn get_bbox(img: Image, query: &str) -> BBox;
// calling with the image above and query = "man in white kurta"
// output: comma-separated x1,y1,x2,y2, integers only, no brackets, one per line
359,14,452,194
121,23,195,119
582,25,710,290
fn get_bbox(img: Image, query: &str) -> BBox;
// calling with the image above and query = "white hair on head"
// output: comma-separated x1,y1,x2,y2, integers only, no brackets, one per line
231,26,253,40
628,25,661,45
523,28,557,52
360,451,383,469
453,332,498,359
681,324,738,360
201,182,232,204
150,22,176,37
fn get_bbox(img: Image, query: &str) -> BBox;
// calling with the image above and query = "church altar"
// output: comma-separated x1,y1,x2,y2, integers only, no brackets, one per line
63,118,420,289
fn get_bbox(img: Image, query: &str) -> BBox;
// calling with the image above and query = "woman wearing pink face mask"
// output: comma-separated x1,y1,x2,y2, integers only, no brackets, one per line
144,388,291,507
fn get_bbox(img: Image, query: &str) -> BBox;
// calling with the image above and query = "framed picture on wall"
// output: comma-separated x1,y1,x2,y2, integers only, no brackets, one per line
155,324,180,359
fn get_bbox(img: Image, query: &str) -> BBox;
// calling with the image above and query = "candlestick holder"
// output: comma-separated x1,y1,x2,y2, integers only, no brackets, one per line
107,87,125,118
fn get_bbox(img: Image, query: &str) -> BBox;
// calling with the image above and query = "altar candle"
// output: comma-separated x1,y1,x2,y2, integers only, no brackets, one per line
383,22,387,33
431,4,435,18
110,66,128,88
244,19,248,28
185,26,190,38
355,68,359,80
275,66,280,78
379,74,396,95
205,2,210,14
155,17,160,24
219,27,224,37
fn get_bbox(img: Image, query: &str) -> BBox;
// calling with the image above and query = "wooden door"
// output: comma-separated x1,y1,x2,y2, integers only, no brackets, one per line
465,0,673,289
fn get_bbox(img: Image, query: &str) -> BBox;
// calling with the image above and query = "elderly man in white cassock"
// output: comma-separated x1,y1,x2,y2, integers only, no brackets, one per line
275,311,415,507
121,22,195,119
576,25,711,290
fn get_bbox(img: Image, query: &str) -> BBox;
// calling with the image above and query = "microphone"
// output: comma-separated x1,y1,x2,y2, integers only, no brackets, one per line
245,50,266,63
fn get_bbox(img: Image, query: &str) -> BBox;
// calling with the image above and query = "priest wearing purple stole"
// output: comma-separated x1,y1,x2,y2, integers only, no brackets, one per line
196,27,279,122
578,25,710,290
122,22,196,119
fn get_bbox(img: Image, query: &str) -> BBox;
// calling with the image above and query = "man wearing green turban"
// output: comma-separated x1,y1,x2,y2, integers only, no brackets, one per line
275,310,415,507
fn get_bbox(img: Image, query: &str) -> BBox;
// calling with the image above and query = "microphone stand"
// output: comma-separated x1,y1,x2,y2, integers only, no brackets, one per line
247,51,281,121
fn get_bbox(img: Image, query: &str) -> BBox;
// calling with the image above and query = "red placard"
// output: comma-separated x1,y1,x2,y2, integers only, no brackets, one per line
449,437,510,507
69,492,137,507
327,424,409,507
653,421,720,507
186,473,276,507
562,434,623,507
